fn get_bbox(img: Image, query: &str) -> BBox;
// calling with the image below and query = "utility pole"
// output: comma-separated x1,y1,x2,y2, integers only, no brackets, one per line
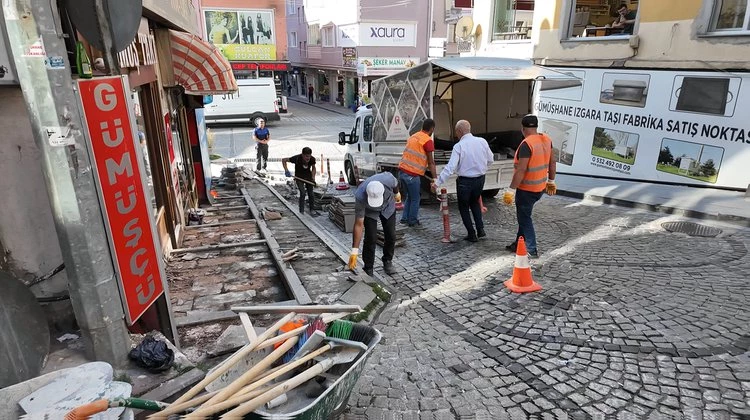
2,0,131,364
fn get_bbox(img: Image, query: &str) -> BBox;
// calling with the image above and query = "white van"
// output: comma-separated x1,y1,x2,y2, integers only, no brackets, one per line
204,78,280,126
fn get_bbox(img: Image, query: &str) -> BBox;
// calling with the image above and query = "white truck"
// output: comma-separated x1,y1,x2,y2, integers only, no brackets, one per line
338,57,574,196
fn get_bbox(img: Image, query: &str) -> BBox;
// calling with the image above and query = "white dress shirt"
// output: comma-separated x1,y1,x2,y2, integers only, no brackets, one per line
435,133,495,186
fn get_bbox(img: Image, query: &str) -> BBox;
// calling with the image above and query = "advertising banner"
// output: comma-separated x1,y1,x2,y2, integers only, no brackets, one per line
536,67,750,189
342,47,357,68
358,22,417,47
204,9,276,61
357,57,420,77
78,76,165,324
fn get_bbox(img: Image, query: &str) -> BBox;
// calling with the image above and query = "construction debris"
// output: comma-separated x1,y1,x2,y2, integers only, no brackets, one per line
328,195,357,233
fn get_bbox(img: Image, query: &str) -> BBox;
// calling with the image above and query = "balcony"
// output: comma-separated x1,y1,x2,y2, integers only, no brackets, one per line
307,45,322,59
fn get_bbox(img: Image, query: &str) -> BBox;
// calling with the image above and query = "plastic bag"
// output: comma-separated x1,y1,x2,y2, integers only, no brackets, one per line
128,336,174,373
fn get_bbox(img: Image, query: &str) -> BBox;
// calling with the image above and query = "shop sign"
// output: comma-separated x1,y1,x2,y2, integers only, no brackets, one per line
359,22,417,47
342,47,357,68
78,76,165,324
357,57,420,76
204,9,277,61
231,62,290,72
118,33,158,70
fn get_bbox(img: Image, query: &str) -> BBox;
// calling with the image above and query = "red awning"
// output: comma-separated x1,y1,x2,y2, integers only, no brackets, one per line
169,30,238,95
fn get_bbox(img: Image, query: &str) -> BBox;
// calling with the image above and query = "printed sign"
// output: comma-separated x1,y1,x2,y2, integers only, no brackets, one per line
358,22,417,47
342,47,357,68
536,68,750,189
338,24,359,47
357,57,420,77
78,76,165,324
204,9,276,61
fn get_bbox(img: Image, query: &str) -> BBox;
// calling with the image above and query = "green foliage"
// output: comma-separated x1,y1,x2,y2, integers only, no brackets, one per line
593,127,615,151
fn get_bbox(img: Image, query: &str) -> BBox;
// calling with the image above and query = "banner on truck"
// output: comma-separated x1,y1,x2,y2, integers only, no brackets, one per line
536,68,750,189
371,62,433,143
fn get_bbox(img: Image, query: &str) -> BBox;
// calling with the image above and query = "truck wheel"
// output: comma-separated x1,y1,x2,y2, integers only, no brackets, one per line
345,162,357,186
482,188,500,198
252,116,265,127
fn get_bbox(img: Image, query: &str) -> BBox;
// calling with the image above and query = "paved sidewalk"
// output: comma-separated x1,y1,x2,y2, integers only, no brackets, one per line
287,96,356,116
556,174,750,227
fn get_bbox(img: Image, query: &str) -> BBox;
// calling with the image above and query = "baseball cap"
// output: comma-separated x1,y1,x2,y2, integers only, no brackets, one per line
521,114,538,128
366,181,385,208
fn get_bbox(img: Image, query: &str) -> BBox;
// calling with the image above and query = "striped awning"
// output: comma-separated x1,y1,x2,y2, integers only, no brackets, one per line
169,30,238,95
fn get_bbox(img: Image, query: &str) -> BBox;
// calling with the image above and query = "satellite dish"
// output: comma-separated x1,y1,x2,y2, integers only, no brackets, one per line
64,0,143,52
456,16,475,41
474,24,483,52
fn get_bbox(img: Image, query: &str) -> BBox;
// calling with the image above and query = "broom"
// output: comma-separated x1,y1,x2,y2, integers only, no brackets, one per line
326,319,377,345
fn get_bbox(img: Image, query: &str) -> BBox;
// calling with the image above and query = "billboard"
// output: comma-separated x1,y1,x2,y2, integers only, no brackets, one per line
536,68,750,189
78,76,166,324
204,9,276,61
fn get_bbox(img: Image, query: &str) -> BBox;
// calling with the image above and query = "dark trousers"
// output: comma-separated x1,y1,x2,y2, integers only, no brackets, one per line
515,189,544,253
363,213,396,271
308,93,314,103
296,180,315,213
256,143,268,170
456,175,485,237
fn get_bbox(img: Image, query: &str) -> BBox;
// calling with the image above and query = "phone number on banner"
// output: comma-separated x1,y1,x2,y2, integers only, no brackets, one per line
590,156,631,175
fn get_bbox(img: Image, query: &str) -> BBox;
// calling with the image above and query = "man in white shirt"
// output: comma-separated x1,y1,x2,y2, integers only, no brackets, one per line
432,120,494,242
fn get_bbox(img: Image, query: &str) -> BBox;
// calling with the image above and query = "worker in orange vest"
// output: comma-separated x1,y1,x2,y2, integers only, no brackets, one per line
398,119,438,228
503,115,557,258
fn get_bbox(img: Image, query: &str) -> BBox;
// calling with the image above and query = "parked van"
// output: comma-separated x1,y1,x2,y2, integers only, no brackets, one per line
204,78,280,126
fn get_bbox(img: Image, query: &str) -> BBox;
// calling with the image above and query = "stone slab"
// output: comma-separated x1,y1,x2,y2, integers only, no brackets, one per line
207,325,265,357
192,290,258,310
338,281,377,309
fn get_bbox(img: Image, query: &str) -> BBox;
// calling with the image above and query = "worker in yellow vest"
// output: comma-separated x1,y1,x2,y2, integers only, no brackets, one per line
504,115,557,258
398,119,438,227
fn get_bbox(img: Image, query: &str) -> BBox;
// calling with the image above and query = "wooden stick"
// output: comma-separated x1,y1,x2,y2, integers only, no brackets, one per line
321,312,350,324
256,325,307,350
146,391,218,418
293,176,317,186
170,239,267,255
231,305,361,314
281,248,299,258
160,313,296,415
195,336,299,412
238,312,257,342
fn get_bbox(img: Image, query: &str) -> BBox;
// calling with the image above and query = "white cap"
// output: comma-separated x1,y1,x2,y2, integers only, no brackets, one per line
366,181,385,208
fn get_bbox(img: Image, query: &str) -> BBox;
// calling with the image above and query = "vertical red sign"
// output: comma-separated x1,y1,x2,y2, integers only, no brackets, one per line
78,76,165,324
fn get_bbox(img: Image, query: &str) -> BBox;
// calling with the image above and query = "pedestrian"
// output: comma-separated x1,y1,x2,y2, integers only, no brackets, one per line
398,118,437,228
307,84,314,103
348,172,401,276
282,147,320,216
432,120,494,243
253,119,270,171
504,114,557,258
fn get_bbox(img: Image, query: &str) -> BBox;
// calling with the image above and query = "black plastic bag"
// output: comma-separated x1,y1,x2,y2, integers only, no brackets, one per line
129,336,174,373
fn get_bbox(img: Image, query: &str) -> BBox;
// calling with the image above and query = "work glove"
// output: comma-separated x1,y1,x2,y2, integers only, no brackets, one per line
503,189,515,206
545,180,557,196
284,170,292,177
348,248,358,271
394,192,402,203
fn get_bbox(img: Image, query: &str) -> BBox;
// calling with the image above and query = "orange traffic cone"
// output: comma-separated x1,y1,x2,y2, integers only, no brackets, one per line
335,171,349,190
504,237,542,293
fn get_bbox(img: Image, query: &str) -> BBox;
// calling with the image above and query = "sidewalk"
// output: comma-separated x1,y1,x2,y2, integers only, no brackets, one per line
555,173,750,227
287,96,356,116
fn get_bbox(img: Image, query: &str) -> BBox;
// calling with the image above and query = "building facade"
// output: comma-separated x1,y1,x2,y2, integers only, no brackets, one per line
286,0,435,109
452,0,536,59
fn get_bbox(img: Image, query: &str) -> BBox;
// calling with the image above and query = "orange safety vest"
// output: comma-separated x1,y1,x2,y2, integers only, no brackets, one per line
399,131,431,176
514,134,552,193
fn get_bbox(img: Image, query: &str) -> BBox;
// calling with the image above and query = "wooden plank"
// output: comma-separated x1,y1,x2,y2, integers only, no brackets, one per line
204,205,249,212
231,304,361,314
241,188,313,305
175,310,238,327
184,219,256,230
170,239,267,255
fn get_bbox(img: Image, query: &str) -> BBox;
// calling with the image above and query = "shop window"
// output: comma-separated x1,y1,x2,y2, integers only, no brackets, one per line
322,26,335,47
568,1,638,38
289,31,298,48
492,0,534,41
131,89,159,218
710,0,750,33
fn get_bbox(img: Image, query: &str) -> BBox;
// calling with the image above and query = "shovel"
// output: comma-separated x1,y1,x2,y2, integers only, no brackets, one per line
220,346,363,418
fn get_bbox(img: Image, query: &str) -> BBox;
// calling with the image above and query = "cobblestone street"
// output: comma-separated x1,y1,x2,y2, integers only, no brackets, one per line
314,194,750,419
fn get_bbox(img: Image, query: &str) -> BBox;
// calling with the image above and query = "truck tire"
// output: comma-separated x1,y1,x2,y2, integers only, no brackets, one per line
252,115,266,127
345,161,357,186
482,188,501,198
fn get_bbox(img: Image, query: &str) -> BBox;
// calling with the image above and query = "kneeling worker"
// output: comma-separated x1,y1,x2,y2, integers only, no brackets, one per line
348,172,400,276
283,147,320,216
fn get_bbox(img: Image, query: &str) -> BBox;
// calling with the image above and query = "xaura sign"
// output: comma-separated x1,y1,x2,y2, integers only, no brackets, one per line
359,22,416,47
370,27,406,38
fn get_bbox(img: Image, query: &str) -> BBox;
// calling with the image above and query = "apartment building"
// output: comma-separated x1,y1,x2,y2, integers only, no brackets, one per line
285,0,436,109
529,0,750,190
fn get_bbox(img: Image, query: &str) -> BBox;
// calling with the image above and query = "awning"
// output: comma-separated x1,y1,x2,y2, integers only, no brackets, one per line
431,57,580,82
168,30,238,95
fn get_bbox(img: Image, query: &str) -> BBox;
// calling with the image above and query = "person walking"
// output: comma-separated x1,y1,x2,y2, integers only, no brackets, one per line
398,118,437,227
432,120,494,243
253,119,270,171
348,172,401,276
283,147,320,216
307,84,315,103
504,115,557,258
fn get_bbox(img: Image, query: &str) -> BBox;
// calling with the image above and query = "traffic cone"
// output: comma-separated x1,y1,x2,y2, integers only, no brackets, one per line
504,237,542,293
335,171,349,190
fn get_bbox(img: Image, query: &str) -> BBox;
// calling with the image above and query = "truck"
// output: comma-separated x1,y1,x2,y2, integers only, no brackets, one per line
338,57,575,196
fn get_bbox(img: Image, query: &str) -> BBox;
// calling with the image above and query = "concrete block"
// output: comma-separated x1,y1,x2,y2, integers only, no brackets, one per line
338,281,377,309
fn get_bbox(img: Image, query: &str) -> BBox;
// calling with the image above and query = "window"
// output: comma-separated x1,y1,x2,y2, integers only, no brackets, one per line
363,116,373,142
711,0,750,32
567,1,638,38
322,26,335,47
308,24,321,45
492,0,534,41
289,31,298,47
286,0,296,15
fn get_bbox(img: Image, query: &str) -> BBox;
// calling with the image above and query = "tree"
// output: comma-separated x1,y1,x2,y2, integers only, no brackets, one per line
593,128,615,151
700,159,717,177
673,157,681,168
658,146,674,165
